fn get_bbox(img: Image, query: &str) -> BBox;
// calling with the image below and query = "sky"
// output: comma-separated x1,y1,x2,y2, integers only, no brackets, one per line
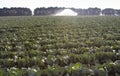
0,0,120,11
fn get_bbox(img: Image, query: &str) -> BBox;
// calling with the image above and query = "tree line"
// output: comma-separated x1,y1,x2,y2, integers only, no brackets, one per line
0,7,120,16
0,7,32,16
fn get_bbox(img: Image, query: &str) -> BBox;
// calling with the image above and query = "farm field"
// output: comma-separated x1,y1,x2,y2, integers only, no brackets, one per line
0,16,120,76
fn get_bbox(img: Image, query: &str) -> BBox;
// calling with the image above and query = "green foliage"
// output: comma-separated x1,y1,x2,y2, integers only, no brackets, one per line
95,52,116,64
0,16,120,75
0,68,2,76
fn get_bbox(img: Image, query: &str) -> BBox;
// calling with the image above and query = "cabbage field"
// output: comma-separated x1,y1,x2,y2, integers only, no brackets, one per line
0,16,120,76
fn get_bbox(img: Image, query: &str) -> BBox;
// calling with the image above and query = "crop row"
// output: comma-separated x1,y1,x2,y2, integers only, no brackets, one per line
0,16,120,76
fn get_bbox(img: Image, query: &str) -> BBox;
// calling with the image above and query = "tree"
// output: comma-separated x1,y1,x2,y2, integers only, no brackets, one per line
0,7,32,16
116,10,120,16
34,7,64,16
88,7,101,15
102,8,115,16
